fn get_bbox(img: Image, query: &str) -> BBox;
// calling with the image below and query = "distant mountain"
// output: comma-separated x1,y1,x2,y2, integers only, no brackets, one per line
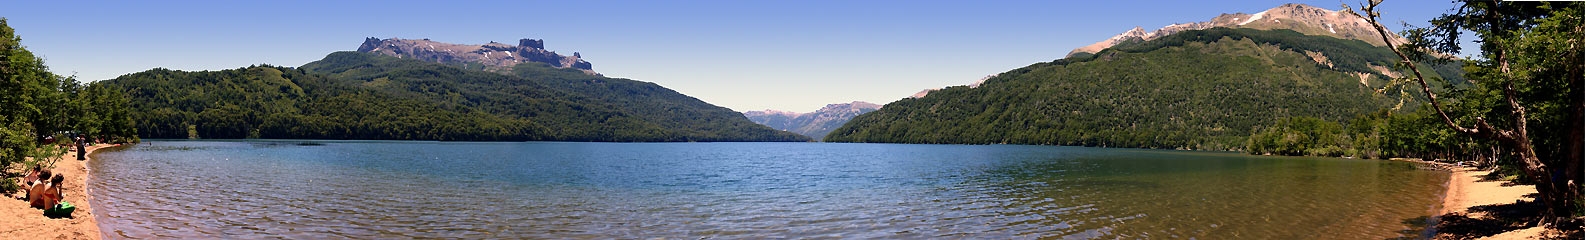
745,101,881,139
1067,3,1406,57
358,37,597,75
105,49,809,142
826,4,1465,149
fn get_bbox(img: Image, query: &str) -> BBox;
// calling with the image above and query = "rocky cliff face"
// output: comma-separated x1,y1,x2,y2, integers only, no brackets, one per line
357,37,596,75
744,101,883,140
1067,3,1407,57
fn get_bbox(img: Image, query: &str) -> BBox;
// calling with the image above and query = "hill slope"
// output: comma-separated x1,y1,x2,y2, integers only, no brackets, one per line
107,52,809,142
826,28,1458,150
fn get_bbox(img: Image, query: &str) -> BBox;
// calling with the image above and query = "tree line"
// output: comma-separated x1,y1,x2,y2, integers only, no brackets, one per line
106,51,810,142
826,28,1435,150
1,18,139,194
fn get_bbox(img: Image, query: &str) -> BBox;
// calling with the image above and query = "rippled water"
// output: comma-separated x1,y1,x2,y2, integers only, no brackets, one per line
89,141,1448,238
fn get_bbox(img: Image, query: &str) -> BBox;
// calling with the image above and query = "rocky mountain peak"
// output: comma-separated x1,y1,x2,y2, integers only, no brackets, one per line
1066,3,1407,57
357,37,597,75
1118,26,1148,40
519,38,545,49
818,101,883,113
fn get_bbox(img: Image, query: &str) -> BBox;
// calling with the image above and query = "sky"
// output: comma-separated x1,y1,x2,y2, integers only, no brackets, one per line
2,0,1459,113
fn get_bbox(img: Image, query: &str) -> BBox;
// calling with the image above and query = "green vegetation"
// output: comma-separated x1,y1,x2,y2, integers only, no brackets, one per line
1,18,139,194
1244,116,1352,157
107,51,809,142
1350,1,1585,219
1242,109,1473,159
827,28,1429,150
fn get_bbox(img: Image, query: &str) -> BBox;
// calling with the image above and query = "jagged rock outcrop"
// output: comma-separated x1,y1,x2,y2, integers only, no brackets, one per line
357,37,596,75
1067,3,1407,57
744,101,883,140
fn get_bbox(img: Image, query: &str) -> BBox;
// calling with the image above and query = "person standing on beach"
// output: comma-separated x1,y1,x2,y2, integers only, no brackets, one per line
75,135,85,160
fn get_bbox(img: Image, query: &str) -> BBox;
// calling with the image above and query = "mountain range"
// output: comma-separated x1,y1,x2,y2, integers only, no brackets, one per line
105,38,809,142
826,3,1461,149
358,37,597,75
1066,3,1407,58
744,101,881,139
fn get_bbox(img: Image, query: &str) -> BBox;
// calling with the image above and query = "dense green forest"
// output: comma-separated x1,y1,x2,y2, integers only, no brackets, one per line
826,28,1457,152
105,52,809,142
1241,109,1474,159
1,18,139,193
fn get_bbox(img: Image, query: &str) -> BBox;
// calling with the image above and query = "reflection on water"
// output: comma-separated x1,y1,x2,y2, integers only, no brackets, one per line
90,141,1447,238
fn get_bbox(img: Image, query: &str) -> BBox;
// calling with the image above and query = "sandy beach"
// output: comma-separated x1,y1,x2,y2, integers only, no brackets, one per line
0,144,118,239
1434,166,1565,239
1441,168,1537,216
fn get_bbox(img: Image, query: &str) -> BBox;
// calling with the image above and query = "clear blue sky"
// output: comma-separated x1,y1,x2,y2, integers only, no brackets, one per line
2,0,1455,112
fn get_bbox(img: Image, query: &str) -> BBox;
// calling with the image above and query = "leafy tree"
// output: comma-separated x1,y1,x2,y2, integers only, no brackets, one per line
1348,0,1585,219
1246,117,1347,156
0,18,139,194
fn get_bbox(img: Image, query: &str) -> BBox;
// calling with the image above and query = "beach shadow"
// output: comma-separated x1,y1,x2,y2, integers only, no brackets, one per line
1412,200,1547,240
1479,171,1505,181
1472,171,1535,186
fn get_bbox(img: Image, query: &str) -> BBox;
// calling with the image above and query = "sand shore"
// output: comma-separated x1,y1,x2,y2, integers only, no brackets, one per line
1435,166,1558,239
0,143,118,239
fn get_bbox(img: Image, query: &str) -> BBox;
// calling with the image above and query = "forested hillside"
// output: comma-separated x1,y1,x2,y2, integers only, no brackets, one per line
106,52,809,142
826,28,1458,150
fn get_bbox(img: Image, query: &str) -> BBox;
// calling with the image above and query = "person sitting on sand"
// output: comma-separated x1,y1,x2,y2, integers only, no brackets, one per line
42,174,74,218
28,171,52,209
43,174,63,205
16,166,42,200
22,165,42,187
35,169,50,187
26,169,50,189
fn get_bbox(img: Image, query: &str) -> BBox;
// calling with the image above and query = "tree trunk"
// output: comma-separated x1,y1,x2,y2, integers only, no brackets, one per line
1349,0,1579,220
1564,22,1585,218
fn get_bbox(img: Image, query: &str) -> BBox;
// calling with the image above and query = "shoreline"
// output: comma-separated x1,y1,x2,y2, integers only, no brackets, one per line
0,143,119,239
0,142,1560,239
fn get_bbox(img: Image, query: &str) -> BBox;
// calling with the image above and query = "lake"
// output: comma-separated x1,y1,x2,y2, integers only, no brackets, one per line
88,141,1448,238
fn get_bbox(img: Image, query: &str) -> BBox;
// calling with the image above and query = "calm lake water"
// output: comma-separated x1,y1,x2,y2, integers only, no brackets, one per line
89,141,1448,239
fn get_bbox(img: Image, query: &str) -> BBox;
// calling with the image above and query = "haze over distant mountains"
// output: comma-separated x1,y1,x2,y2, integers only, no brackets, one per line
744,101,881,139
